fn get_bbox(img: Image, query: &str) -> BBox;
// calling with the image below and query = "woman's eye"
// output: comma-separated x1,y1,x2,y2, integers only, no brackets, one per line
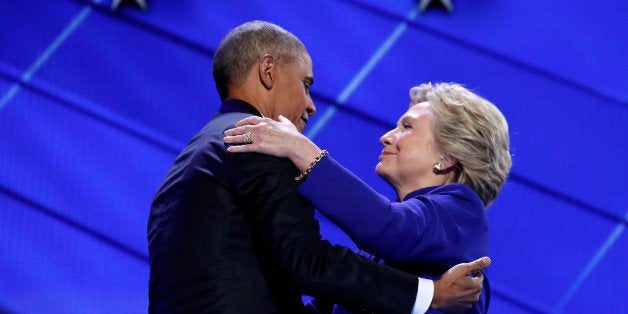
402,123,412,129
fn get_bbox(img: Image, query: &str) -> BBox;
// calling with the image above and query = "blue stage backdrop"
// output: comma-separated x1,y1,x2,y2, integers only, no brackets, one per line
1,1,626,313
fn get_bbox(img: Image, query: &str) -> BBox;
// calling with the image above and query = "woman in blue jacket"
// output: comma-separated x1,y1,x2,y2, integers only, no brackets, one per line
224,82,512,313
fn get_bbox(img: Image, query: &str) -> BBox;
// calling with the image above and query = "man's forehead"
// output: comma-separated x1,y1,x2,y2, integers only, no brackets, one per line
297,50,313,77
299,50,313,68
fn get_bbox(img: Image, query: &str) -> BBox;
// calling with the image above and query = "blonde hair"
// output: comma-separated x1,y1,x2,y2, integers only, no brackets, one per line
410,83,512,206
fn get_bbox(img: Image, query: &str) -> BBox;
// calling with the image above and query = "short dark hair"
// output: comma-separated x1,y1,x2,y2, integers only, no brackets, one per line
212,20,304,100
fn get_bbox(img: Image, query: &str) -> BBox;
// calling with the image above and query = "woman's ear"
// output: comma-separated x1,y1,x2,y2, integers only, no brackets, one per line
434,154,458,175
442,155,458,169
259,54,275,90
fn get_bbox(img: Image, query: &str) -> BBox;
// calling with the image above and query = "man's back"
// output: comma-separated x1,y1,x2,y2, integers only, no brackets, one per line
148,102,304,313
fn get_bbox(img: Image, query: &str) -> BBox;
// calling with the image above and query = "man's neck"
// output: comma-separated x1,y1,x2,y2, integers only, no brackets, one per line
228,86,272,118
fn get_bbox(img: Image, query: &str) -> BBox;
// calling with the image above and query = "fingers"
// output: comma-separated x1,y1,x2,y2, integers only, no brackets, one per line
278,115,300,130
224,125,252,137
226,143,255,153
432,258,491,312
224,132,251,145
451,256,490,277
441,256,489,294
467,256,491,274
234,115,263,127
471,268,485,279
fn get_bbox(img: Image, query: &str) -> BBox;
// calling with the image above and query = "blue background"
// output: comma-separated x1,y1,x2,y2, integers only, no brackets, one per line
1,1,627,313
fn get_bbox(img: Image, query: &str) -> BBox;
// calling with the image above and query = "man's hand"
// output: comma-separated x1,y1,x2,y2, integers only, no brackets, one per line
431,256,491,313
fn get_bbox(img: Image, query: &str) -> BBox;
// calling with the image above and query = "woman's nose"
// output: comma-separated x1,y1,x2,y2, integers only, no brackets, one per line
380,130,394,146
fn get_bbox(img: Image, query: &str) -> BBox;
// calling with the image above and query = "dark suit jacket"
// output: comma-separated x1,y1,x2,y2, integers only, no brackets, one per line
147,99,418,314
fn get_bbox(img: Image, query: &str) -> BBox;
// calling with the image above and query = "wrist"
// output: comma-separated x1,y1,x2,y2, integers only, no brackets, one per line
291,139,322,172
430,279,445,310
294,149,328,181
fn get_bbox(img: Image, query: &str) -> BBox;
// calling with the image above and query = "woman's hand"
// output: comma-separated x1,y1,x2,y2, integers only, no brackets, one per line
224,115,322,172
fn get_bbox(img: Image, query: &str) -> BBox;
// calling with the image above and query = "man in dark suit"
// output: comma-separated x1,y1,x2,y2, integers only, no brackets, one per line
147,20,489,313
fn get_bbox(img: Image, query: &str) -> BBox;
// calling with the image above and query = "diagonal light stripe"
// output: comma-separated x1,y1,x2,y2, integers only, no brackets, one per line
0,184,149,264
0,1,101,111
305,106,336,139
306,7,419,140
553,210,628,313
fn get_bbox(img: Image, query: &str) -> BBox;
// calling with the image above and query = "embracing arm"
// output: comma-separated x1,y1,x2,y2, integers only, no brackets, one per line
230,151,419,313
223,116,435,260
298,156,487,264
224,115,490,312
298,156,427,260
230,150,488,313
224,115,486,263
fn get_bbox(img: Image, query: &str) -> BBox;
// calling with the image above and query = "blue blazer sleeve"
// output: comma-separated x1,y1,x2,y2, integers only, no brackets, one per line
297,156,488,266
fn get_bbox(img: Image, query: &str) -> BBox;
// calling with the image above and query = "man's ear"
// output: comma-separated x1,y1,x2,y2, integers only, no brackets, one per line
258,54,275,90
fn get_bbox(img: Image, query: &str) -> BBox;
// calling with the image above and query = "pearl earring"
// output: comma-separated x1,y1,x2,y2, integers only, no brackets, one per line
433,162,443,173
